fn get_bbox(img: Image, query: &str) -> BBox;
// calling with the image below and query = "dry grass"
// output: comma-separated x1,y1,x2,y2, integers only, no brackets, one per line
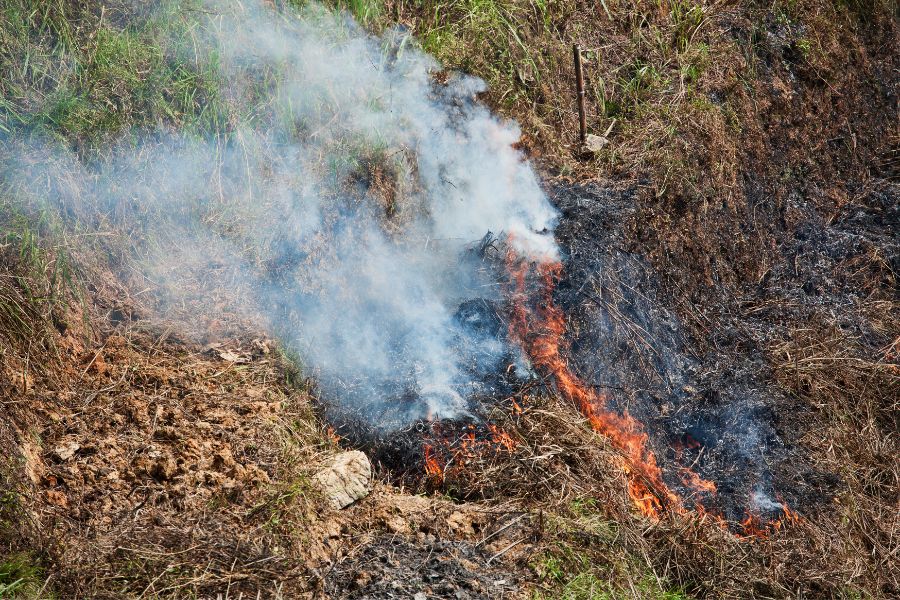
1,292,338,597
770,323,899,594
0,1,897,598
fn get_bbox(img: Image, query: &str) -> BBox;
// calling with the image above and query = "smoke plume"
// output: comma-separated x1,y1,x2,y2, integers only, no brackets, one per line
1,1,558,430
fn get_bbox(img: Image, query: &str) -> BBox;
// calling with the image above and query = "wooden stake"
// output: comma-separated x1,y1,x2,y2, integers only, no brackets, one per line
573,44,587,145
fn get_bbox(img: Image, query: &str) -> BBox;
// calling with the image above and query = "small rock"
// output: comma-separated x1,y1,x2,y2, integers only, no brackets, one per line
414,593,428,600
54,441,80,462
313,450,371,509
584,133,609,152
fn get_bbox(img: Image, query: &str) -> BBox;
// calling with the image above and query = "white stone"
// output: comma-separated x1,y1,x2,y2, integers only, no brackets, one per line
584,134,609,152
312,450,371,509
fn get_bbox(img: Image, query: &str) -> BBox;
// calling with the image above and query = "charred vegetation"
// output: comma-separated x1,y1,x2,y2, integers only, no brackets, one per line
0,0,897,598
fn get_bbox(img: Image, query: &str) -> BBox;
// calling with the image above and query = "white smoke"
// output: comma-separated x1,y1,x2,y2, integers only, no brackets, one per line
750,488,784,513
1,0,558,430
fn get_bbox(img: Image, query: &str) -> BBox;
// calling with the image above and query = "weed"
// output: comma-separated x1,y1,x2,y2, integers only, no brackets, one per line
669,0,707,55
619,61,664,112
0,553,47,599
1,0,229,147
532,543,692,600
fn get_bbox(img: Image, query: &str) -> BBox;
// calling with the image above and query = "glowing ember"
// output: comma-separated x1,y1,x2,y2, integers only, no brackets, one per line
326,426,341,444
673,435,717,497
487,424,516,451
421,423,517,488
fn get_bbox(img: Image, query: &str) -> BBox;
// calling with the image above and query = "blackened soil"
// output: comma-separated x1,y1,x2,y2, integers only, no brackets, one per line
550,182,839,522
324,535,520,599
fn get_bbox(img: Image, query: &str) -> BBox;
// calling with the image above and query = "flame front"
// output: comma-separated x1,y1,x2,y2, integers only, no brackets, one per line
418,240,798,536
506,255,682,517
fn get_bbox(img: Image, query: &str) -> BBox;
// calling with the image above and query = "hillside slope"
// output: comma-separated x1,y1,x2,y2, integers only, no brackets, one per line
1,1,897,598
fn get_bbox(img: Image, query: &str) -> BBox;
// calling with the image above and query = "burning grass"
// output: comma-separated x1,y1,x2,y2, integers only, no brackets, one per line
506,255,683,519
0,0,897,598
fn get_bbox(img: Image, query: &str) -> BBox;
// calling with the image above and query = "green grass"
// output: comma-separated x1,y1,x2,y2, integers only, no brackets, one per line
0,0,228,147
0,553,47,599
529,498,694,600
0,202,75,351
532,544,693,600
332,0,383,26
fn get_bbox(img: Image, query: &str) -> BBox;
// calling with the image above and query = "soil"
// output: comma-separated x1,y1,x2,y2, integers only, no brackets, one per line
1,2,897,597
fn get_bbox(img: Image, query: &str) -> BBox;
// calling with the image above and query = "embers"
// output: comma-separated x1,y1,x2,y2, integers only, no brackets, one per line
671,432,718,498
333,416,517,496
422,420,517,490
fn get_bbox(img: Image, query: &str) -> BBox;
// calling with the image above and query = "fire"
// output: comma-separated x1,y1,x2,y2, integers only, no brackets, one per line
673,435,717,497
421,422,517,487
487,424,516,451
325,426,341,444
739,499,802,539
505,255,682,517
679,468,717,495
423,443,444,483
417,238,798,538
503,251,804,535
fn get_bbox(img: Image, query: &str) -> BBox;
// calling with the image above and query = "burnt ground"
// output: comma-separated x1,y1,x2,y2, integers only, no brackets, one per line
339,174,893,528
549,175,898,589
324,535,521,599
551,182,834,524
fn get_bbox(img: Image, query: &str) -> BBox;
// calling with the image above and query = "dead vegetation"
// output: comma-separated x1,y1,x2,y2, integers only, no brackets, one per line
1,0,898,599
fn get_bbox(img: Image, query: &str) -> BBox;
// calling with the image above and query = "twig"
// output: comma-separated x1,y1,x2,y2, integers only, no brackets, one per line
476,513,528,548
487,537,526,564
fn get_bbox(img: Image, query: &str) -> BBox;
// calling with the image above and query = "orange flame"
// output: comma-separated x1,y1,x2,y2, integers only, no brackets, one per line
739,499,802,539
673,437,717,496
424,443,444,483
506,255,684,517
422,423,517,487
325,426,341,444
488,424,517,451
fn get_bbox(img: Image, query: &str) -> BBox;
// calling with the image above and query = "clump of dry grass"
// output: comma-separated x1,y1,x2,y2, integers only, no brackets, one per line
769,322,899,595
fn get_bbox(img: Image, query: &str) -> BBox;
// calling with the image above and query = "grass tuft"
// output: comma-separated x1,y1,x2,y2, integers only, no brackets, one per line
0,553,48,599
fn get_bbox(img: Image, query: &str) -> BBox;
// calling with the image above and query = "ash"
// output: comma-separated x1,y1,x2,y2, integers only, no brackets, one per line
551,182,835,522
324,535,520,599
